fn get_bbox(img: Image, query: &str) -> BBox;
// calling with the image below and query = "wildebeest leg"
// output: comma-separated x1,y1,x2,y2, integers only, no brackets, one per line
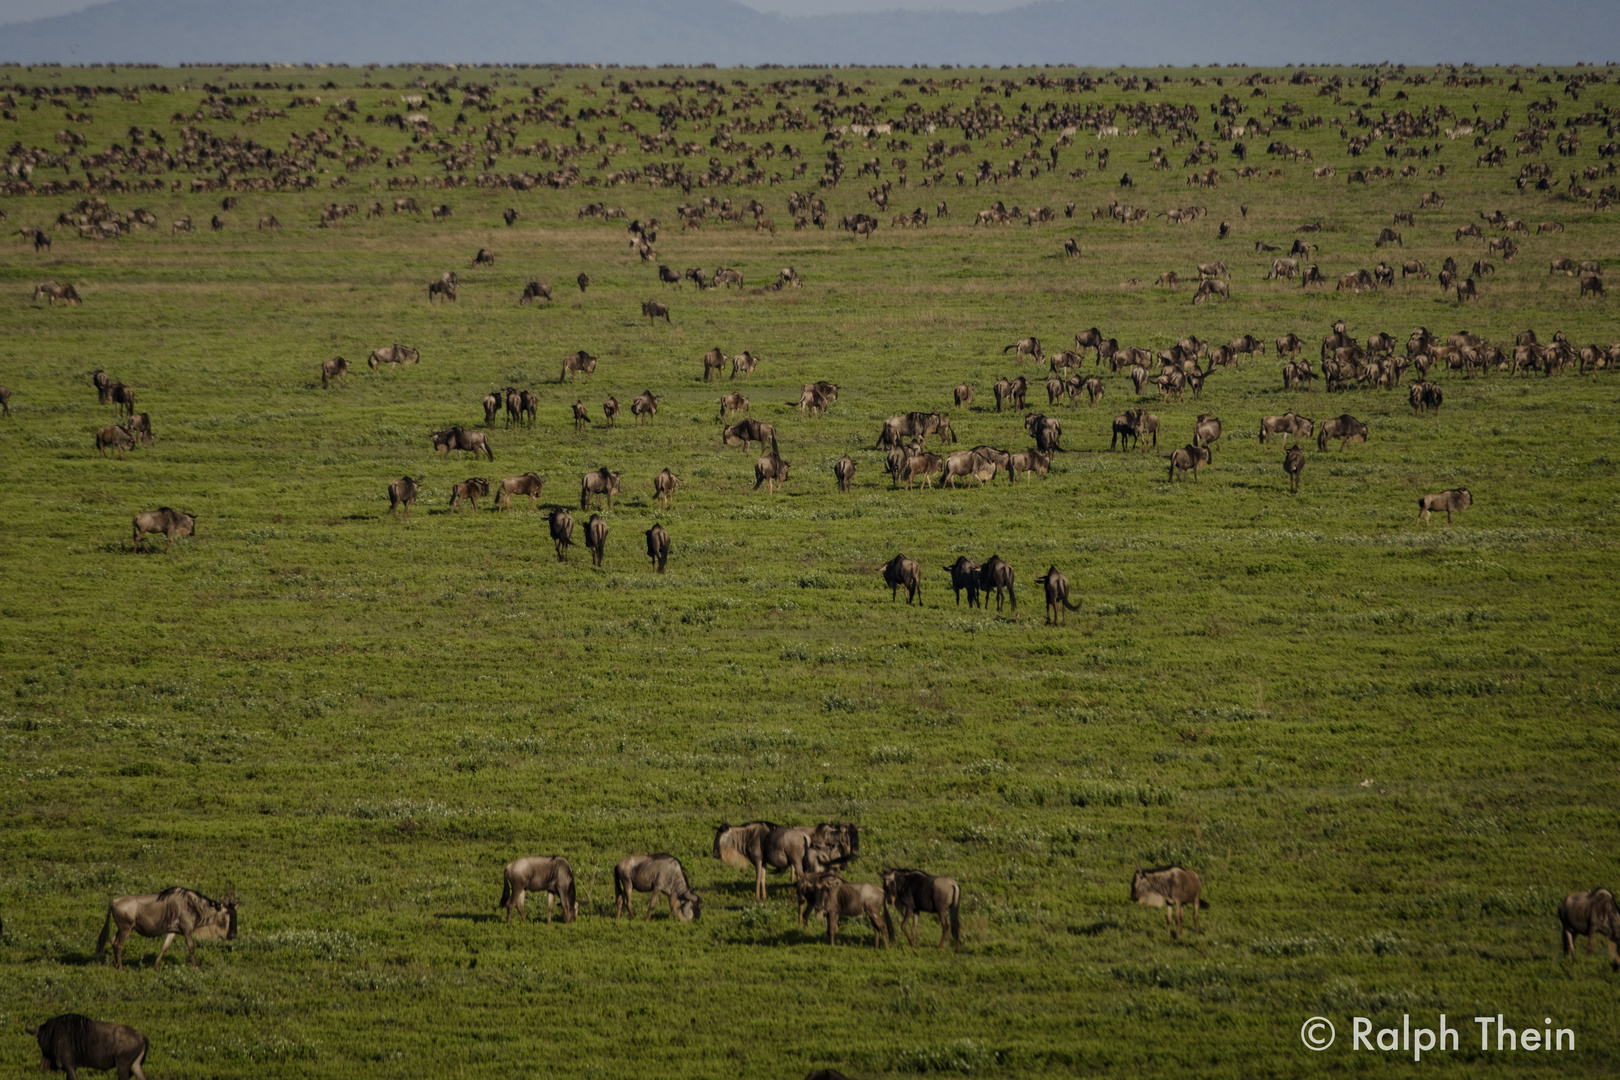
755,860,767,903
185,928,199,966
906,908,920,948
154,931,176,969
113,925,131,969
544,893,555,924
827,909,838,946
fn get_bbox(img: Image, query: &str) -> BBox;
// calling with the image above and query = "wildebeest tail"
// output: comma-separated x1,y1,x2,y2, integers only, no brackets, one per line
770,432,779,456
94,904,113,959
562,872,578,921
498,872,512,912
948,882,962,946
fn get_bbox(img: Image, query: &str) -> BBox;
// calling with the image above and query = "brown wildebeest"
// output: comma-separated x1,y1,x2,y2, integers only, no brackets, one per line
320,355,348,388
653,468,680,508
1192,278,1230,305
1284,446,1305,494
1317,413,1367,451
369,344,420,370
130,507,195,552
595,395,615,426
560,351,597,382
171,216,193,234
944,557,980,607
1417,487,1472,525
1034,566,1081,625
427,279,457,302
834,454,856,492
645,523,670,573
1192,414,1222,455
1559,888,1620,970
517,390,538,428
1110,410,1142,451
394,197,421,214
258,214,281,230
881,553,922,605
28,1015,151,1080
631,390,660,423
122,413,153,447
1376,227,1403,247
432,204,452,220
1580,275,1606,299
1402,259,1428,279
549,509,574,560
1259,412,1313,446
109,383,136,417
806,878,889,947
614,854,702,921
731,351,760,380
498,856,579,923
899,451,943,490
473,247,495,267
1457,278,1480,303
1156,271,1180,288
718,392,748,418
1168,444,1210,481
641,299,670,324
882,867,961,951
96,425,135,459
1003,336,1043,364
725,419,778,455
1063,238,1081,258
1025,412,1063,453
713,822,860,903
93,369,112,404
658,264,681,287
448,477,489,512
519,280,552,305
33,281,82,306
497,472,545,511
1276,332,1303,356
1083,377,1105,406
755,452,791,494
572,401,590,431
978,555,1015,613
1550,259,1578,277
95,886,236,969
1008,449,1050,482
702,347,726,382
580,467,622,510
585,514,608,566
432,426,493,461
1132,864,1207,939
386,477,419,520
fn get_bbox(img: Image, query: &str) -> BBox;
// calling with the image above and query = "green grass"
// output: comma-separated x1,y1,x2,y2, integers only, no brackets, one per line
2,60,1619,1078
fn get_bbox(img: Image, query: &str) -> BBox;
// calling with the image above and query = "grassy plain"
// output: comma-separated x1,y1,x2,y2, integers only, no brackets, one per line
1,59,1619,1078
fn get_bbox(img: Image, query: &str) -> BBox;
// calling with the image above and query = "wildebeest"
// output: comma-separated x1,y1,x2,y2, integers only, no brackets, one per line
944,557,980,607
1167,444,1211,481
641,299,670,324
577,272,590,292
614,854,702,921
755,453,791,494
1025,412,1063,453
320,355,348,388
1375,227,1403,247
473,247,494,267
645,523,670,573
1284,446,1305,494
95,886,236,969
109,382,136,417
370,344,420,370
1417,487,1472,525
499,856,579,923
833,454,856,492
432,204,452,220
258,214,281,231
0,385,9,417
806,878,890,947
1132,864,1207,939
559,351,597,383
448,477,490,512
1259,412,1313,448
882,867,961,951
1410,381,1443,413
881,553,922,605
496,472,545,511
92,368,112,405
1580,275,1606,299
1317,413,1368,451
1003,336,1043,364
730,351,760,380
549,509,574,560
1192,414,1222,455
571,400,590,431
1457,278,1480,303
27,1015,150,1080
718,392,748,418
33,281,81,306
978,555,1015,613
1034,566,1081,625
96,424,135,459
724,419,778,455
653,468,680,508
993,376,1027,413
394,197,421,214
631,389,661,423
1192,278,1230,305
386,477,420,520
1559,888,1620,970
427,279,457,303
713,822,860,902
131,507,195,550
431,426,493,461
585,514,609,567
519,280,553,305
580,467,622,510
702,346,726,382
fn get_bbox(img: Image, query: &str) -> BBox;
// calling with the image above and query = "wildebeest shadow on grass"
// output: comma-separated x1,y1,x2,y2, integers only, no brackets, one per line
434,912,500,923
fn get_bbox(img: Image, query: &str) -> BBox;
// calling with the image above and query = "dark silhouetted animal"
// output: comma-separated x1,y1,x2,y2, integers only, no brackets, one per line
834,455,856,492
645,524,670,573
1284,446,1304,494
585,514,608,566
320,355,348,388
1035,566,1081,625
448,477,490,512
27,1015,150,1080
978,555,1015,613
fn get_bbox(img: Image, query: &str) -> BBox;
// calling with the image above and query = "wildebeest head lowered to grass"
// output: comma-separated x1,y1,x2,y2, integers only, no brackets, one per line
713,822,860,902
882,867,961,951
614,853,701,921
96,886,237,969
431,426,493,461
1559,888,1620,970
28,1014,150,1080
1132,864,1207,939
499,856,579,924
131,507,195,551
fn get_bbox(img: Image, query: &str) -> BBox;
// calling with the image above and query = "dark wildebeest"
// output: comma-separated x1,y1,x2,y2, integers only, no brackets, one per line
96,886,237,969
1559,888,1620,970
881,553,922,605
1110,411,1142,451
386,477,420,520
580,467,622,510
503,208,519,226
1035,566,1081,625
110,383,136,418
1025,412,1063,453
427,279,457,302
641,299,671,324
498,856,579,923
1083,377,1106,406
549,509,574,560
1317,413,1368,451
1580,275,1606,299
497,473,545,511
93,369,111,404
944,557,980,607
806,878,890,947
585,514,608,566
320,355,348,388
613,854,702,921
1168,444,1211,482
448,477,490,512
473,247,495,267
1063,238,1081,259
519,280,552,305
432,426,493,461
1259,412,1313,446
631,390,661,423
702,346,726,382
559,350,597,382
754,453,790,493
718,392,748,418
518,390,539,428
572,401,590,431
834,454,856,492
1417,487,1472,525
1284,446,1305,494
96,425,135,459
1132,864,1208,939
27,1015,150,1080
653,468,680,508
131,508,195,551
978,555,1016,613
724,419,778,455
658,264,681,287
713,823,860,902
1192,414,1222,455
882,867,961,951
645,523,670,573
0,385,9,417
954,383,974,407
577,272,590,292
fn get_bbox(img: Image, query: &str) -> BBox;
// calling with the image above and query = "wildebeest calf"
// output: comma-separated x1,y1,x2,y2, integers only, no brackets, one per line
448,477,489,512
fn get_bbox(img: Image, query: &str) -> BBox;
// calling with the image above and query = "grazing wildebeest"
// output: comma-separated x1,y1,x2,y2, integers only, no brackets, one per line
131,507,195,551
580,467,622,510
1192,414,1222,455
1259,412,1313,446
730,351,760,380
702,347,726,382
1317,414,1368,451
369,344,420,370
33,281,82,306
320,355,348,388
653,468,681,508
432,204,452,220
1063,238,1081,258
549,509,574,560
386,477,419,520
881,553,922,605
834,454,856,492
658,264,681,287
1402,259,1429,280
1276,332,1303,356
944,557,980,607
427,279,457,302
724,419,778,455
519,280,552,305
498,856,579,923
1035,566,1081,625
559,351,597,382
258,214,281,231
572,401,590,431
641,299,670,324
95,886,236,969
473,247,495,267
1284,446,1305,494
1132,864,1207,939
27,1015,150,1080
631,390,661,424
1167,444,1211,482
718,392,748,418
755,453,791,494
1417,487,1472,525
645,523,670,573
585,514,608,567
1003,336,1043,364
431,426,493,461
713,822,860,902
96,425,135,459
1559,888,1620,970
394,197,421,214
497,472,544,511
882,867,961,951
614,854,702,921
448,477,490,512
807,878,890,947
978,555,1015,613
